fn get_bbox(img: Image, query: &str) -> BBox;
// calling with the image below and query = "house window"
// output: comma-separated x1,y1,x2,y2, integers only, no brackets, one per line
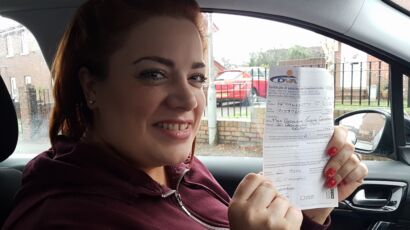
10,77,18,100
24,75,32,85
21,30,29,55
6,35,14,57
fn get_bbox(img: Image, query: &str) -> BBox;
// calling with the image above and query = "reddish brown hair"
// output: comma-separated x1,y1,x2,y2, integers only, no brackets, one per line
49,0,206,145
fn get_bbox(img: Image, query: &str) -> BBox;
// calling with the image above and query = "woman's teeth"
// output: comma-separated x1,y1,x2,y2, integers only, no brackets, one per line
157,123,189,131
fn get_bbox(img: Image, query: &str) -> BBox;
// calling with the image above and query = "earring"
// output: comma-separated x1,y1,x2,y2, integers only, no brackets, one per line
88,99,96,105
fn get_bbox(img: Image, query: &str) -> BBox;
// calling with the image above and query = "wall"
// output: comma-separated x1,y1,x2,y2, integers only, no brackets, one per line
197,106,265,146
197,106,354,146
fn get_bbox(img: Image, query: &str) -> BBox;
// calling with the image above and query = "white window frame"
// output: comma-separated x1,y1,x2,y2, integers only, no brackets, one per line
10,77,18,100
24,75,32,85
21,30,29,55
6,35,14,57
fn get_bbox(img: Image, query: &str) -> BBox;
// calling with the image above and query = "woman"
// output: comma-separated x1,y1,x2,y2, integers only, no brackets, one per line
3,0,367,229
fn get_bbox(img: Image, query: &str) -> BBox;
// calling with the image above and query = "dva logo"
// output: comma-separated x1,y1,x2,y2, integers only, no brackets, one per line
270,69,297,84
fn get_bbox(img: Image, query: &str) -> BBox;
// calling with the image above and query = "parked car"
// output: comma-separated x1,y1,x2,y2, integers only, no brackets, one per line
1,0,410,229
215,70,267,105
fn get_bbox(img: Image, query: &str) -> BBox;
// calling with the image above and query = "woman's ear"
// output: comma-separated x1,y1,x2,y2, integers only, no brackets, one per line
78,67,98,109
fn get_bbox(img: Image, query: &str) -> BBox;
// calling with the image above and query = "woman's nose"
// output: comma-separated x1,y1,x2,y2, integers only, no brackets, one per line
166,78,198,111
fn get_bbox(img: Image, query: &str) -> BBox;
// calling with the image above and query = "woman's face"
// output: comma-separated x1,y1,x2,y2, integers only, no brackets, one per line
87,16,206,169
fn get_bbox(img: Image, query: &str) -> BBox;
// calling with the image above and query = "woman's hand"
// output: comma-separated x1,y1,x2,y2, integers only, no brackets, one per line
324,126,368,200
303,126,368,224
228,173,302,230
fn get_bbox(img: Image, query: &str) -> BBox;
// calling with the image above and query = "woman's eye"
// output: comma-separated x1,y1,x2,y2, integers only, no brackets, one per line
138,69,167,82
189,74,207,86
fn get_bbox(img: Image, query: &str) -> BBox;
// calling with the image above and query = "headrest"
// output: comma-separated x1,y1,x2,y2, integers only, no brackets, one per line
0,76,18,162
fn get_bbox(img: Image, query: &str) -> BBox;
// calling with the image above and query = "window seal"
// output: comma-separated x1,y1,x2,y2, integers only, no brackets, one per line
390,65,410,164
382,0,410,17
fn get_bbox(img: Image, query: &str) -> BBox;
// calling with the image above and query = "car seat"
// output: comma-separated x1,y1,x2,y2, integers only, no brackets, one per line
0,75,21,226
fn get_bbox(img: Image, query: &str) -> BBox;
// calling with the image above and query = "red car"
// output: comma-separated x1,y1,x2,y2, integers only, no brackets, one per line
214,70,267,105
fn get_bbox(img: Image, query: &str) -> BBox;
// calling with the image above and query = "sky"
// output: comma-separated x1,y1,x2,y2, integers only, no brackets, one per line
211,13,328,65
0,14,329,66
0,16,19,30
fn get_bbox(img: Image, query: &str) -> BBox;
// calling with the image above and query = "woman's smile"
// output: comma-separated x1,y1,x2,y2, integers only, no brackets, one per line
153,119,193,140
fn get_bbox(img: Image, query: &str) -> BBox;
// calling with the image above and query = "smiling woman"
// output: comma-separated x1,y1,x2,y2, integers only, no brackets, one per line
75,16,207,174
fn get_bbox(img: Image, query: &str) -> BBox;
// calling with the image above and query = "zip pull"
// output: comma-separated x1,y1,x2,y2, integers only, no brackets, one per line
174,191,228,230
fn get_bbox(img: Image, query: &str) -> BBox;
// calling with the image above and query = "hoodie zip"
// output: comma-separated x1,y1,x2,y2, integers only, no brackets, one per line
162,168,229,230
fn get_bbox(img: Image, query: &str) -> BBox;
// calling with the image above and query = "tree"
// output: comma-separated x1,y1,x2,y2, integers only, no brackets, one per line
286,45,312,60
248,48,288,67
248,45,325,67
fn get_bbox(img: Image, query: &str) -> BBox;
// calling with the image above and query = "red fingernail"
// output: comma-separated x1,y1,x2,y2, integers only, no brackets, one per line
325,168,336,178
327,147,338,157
325,178,337,188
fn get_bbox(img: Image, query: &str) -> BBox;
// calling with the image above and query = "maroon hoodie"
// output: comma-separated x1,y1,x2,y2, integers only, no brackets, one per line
3,136,330,229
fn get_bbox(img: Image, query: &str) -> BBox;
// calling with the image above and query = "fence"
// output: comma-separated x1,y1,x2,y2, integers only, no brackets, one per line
13,85,52,140
334,61,391,107
203,60,397,119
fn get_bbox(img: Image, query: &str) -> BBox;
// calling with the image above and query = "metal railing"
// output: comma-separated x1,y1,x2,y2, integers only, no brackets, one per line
334,61,390,107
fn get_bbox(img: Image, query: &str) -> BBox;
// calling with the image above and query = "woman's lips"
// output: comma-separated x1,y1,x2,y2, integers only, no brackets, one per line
153,121,193,140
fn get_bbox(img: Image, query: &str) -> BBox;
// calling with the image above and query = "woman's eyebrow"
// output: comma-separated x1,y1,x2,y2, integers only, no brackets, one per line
192,62,205,69
133,56,205,70
133,56,175,68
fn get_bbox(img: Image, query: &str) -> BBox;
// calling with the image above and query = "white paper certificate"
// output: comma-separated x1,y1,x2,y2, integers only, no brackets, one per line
263,66,338,210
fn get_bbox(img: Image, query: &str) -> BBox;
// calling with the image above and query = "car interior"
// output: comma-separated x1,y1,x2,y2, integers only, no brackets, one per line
1,0,410,229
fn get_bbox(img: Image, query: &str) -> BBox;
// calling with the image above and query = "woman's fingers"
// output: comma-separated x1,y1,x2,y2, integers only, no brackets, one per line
323,126,360,188
332,154,361,184
326,126,348,156
342,162,368,184
232,173,264,201
284,206,303,229
324,142,354,178
266,197,301,229
229,173,303,230
267,195,290,219
247,180,278,208
323,125,368,202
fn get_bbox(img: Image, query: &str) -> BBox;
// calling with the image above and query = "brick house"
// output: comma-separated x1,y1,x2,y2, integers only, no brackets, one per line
0,24,52,102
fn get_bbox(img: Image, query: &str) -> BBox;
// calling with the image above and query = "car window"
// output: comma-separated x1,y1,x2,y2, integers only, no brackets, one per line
196,13,391,161
0,16,52,154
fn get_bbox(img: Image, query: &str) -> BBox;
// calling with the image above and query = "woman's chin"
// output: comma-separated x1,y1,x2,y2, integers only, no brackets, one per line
161,150,191,165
